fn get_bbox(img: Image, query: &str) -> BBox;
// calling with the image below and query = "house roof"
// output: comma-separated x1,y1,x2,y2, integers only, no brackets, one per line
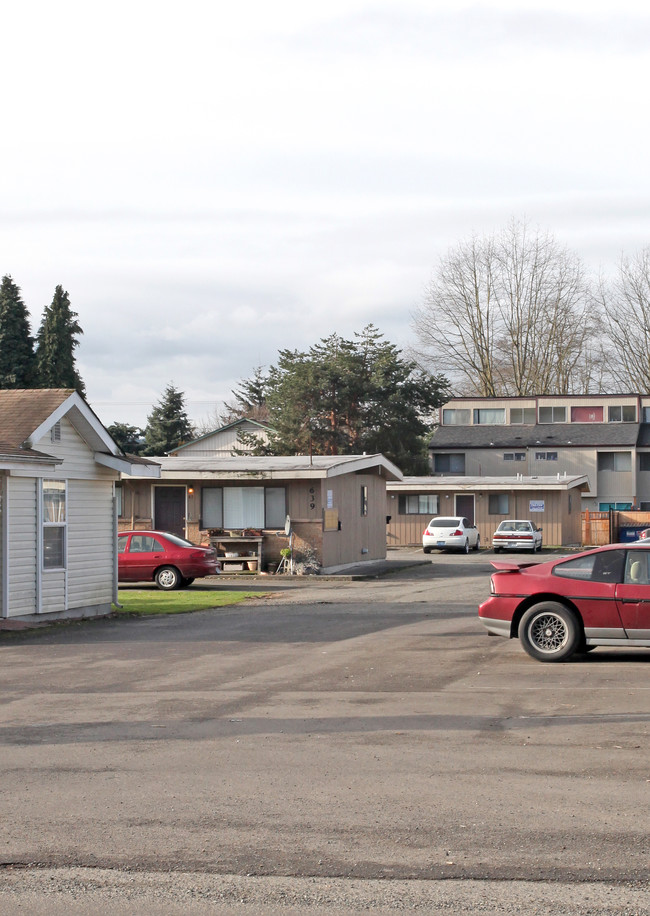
170,417,274,454
0,389,160,477
132,453,403,481
429,423,642,450
0,389,74,447
389,474,590,492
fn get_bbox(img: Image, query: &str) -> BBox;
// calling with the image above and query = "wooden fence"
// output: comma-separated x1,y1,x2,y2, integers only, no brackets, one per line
582,510,650,546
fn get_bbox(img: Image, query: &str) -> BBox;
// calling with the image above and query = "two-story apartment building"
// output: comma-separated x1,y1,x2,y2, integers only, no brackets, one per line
429,394,650,512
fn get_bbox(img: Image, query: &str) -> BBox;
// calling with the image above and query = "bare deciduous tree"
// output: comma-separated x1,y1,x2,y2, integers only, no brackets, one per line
413,219,598,395
599,248,650,392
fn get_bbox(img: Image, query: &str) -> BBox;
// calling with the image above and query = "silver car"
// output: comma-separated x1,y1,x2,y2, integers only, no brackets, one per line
492,519,543,553
423,516,480,554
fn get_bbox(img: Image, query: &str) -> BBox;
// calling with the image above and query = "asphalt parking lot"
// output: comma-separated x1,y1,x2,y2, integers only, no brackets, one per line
1,548,649,914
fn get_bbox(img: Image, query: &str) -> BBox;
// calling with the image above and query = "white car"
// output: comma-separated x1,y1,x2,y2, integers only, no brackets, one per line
492,519,543,553
423,516,480,554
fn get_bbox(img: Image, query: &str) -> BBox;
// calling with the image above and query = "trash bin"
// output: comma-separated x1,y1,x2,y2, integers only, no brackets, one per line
619,526,645,542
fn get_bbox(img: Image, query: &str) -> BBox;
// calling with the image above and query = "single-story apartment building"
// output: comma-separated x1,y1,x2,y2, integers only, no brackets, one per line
0,389,159,622
386,474,589,548
122,453,402,573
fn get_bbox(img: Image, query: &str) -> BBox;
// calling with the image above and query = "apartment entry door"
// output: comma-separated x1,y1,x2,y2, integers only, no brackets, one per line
455,494,475,524
154,486,186,537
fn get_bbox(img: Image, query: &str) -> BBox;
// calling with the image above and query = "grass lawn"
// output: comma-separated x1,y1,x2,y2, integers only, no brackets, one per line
114,589,262,616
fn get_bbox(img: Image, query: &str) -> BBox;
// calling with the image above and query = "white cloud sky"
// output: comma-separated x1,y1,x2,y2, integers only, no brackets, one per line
1,0,649,426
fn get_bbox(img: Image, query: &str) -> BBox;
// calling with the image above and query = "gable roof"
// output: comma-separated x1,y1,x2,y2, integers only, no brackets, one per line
429,423,642,450
0,389,159,476
170,417,274,454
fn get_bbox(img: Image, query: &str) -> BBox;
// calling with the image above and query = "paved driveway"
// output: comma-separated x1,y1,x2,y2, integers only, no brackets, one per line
1,550,648,914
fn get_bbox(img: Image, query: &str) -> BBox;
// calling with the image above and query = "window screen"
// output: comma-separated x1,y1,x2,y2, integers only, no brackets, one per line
265,488,286,528
473,408,505,425
488,493,509,514
510,407,536,424
598,452,632,472
202,488,223,527
224,487,265,528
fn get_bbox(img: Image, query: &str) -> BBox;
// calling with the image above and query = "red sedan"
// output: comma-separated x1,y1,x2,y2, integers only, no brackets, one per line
118,530,220,590
478,543,650,662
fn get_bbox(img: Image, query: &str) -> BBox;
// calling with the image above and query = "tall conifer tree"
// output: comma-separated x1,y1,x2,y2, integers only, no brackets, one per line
36,285,86,395
143,383,194,455
0,275,36,388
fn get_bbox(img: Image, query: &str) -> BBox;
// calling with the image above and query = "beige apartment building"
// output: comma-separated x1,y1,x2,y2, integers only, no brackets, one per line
429,393,650,513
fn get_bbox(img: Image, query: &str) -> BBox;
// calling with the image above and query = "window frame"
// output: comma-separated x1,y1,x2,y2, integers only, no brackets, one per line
488,493,509,515
598,452,632,472
433,453,466,474
510,407,536,425
608,405,636,423
200,485,287,530
473,408,506,425
399,494,439,515
442,408,471,426
42,479,66,570
538,406,566,424
360,485,368,517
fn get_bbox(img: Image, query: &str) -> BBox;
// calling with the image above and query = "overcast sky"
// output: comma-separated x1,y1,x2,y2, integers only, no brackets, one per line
2,0,649,428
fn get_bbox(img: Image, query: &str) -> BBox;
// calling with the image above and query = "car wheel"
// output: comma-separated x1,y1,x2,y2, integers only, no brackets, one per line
519,602,581,662
462,540,469,554
473,535,480,551
494,546,502,554
180,576,195,588
423,546,432,555
155,566,182,590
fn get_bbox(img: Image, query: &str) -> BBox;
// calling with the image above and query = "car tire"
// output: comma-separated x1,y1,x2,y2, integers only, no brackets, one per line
180,576,195,588
519,602,581,662
462,540,469,554
494,547,502,554
423,546,432,554
155,566,182,590
473,535,480,551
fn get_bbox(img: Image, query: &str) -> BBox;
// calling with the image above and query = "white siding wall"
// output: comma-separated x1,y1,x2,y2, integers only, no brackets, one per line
0,475,5,615
175,423,271,456
68,479,114,608
7,477,38,617
31,417,115,481
6,416,117,619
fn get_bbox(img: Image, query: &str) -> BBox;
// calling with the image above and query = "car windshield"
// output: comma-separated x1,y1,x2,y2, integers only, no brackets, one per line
497,522,529,532
431,518,459,527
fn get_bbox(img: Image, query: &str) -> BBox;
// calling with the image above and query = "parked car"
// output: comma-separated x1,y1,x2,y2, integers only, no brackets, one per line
423,516,480,554
118,530,221,589
492,519,543,553
635,527,650,542
478,543,650,662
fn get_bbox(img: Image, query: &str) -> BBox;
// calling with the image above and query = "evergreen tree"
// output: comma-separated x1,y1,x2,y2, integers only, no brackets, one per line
0,275,36,388
239,325,451,473
107,422,145,455
36,285,86,395
143,383,194,455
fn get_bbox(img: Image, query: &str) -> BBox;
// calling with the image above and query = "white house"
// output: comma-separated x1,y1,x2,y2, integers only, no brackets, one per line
168,418,274,457
0,389,159,622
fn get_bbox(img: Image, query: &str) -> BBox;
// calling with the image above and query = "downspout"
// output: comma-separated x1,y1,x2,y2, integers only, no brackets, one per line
112,487,122,608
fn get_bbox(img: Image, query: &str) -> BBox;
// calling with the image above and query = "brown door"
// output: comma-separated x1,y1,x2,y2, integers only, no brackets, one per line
154,487,186,537
455,494,475,524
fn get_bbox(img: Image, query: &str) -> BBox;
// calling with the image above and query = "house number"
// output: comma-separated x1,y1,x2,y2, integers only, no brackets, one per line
309,486,316,510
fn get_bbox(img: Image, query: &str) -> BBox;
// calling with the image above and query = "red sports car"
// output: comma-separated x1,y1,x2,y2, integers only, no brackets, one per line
478,543,650,662
118,530,220,590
